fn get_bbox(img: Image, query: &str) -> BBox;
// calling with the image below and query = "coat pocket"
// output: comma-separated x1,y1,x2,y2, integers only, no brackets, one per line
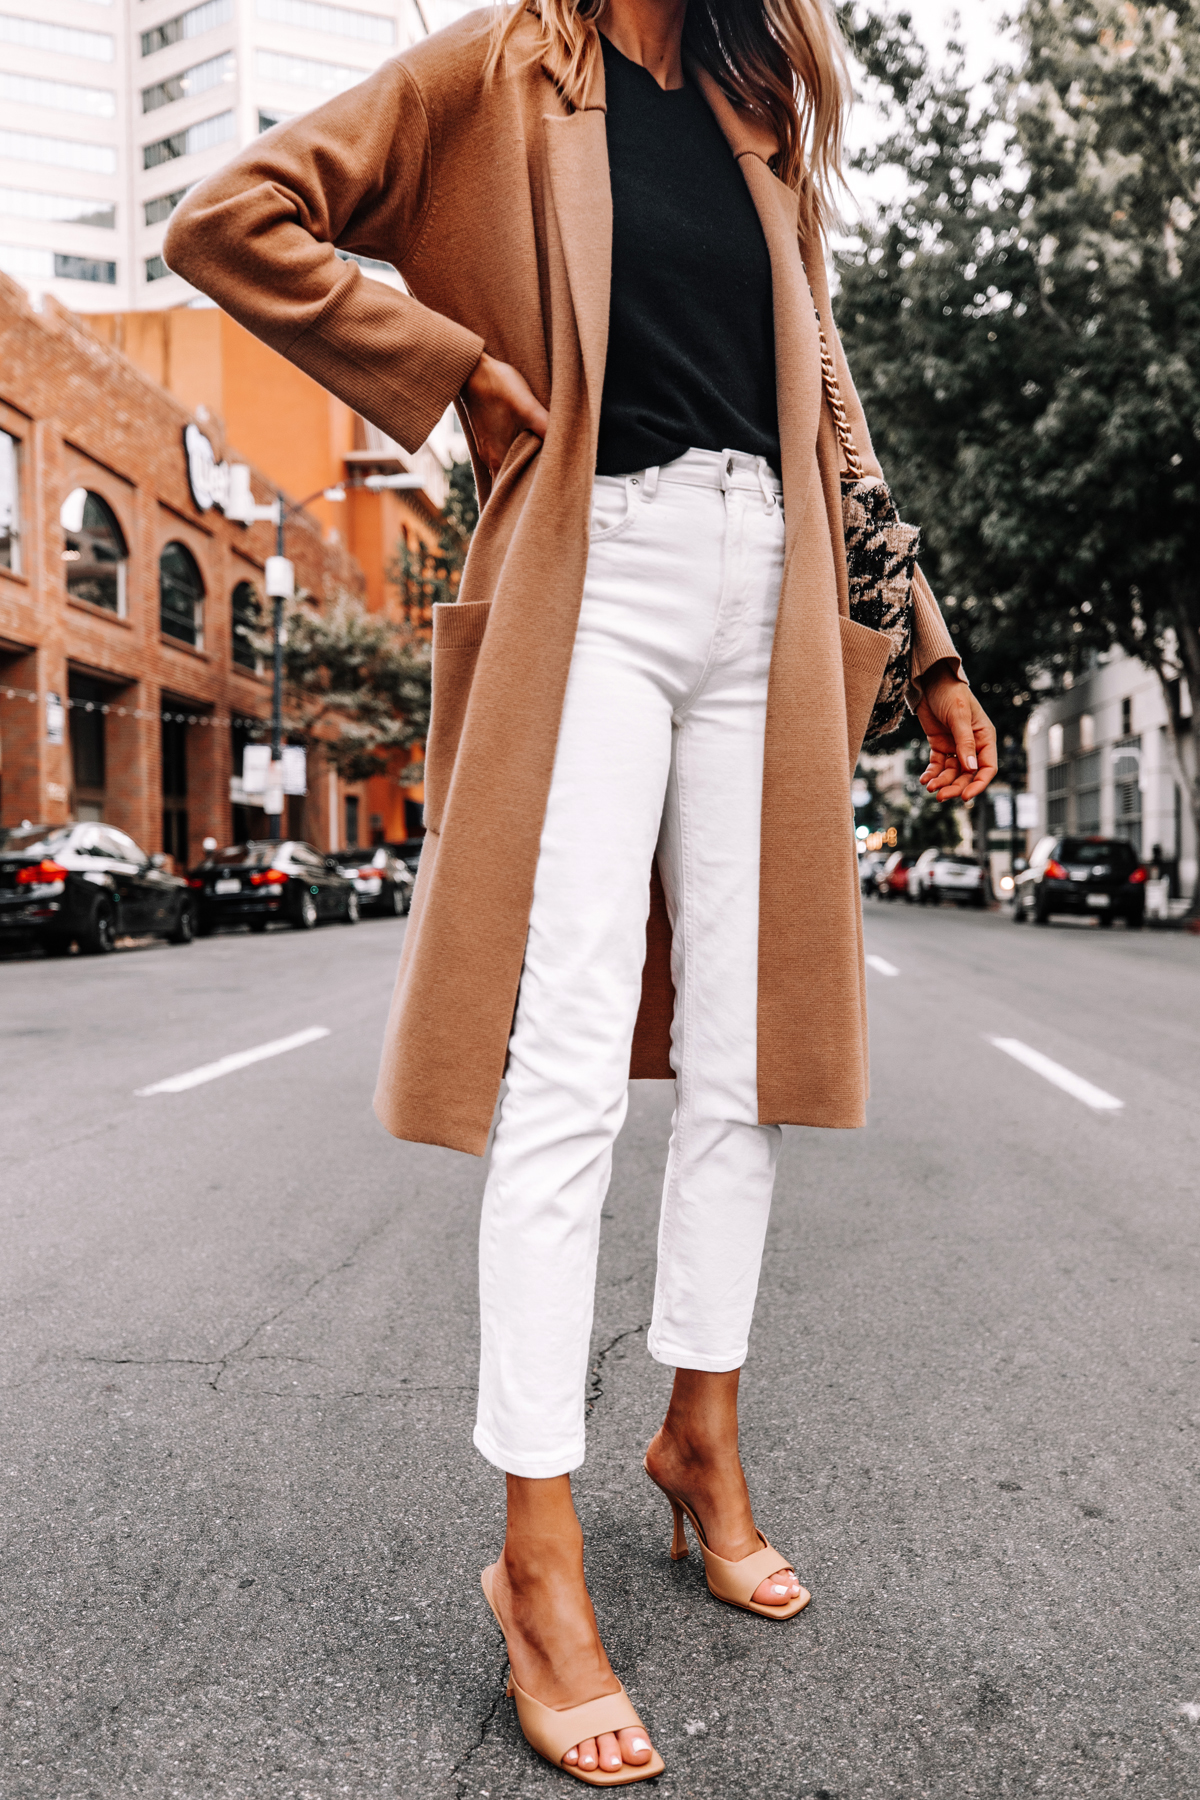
425,600,491,834
839,614,893,772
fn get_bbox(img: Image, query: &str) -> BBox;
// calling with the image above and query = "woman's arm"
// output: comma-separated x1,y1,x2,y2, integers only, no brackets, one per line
162,57,485,454
825,316,996,802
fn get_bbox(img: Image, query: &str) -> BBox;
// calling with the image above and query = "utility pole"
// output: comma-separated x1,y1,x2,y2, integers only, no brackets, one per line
264,501,293,844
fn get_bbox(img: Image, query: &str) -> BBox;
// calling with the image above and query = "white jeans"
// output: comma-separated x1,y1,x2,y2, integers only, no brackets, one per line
474,447,786,1479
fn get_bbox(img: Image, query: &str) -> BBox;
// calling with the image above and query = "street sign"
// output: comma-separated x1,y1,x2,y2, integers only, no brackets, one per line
281,746,306,795
242,744,271,794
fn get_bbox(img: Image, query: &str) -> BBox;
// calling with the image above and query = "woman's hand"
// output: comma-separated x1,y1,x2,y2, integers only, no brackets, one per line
463,351,549,478
915,668,998,804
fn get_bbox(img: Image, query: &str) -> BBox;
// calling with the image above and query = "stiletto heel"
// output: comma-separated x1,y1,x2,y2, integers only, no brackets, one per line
644,1458,811,1621
668,1498,689,1562
481,1566,665,1786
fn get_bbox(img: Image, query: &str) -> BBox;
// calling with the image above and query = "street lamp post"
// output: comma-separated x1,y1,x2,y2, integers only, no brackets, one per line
237,480,345,840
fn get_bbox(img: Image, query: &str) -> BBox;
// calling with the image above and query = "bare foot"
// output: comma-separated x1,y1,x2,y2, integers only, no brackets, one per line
645,1368,805,1609
488,1476,655,1776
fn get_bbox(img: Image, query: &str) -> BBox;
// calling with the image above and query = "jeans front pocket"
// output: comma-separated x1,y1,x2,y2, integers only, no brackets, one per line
588,474,640,544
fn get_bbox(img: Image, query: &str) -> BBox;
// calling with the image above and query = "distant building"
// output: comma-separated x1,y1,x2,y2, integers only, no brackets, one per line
1,272,457,858
0,0,429,315
1025,648,1196,898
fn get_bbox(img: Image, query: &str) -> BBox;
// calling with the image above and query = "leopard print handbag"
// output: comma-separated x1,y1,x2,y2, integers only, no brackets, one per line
814,311,920,747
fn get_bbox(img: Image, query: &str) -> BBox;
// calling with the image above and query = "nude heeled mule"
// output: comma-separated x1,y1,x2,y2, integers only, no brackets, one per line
480,1565,665,1787
643,1460,811,1620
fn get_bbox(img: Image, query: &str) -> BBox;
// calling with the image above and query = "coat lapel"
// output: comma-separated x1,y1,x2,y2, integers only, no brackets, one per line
691,66,826,539
543,45,611,417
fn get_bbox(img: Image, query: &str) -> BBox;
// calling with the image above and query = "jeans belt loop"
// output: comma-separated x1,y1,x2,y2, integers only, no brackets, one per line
641,464,660,500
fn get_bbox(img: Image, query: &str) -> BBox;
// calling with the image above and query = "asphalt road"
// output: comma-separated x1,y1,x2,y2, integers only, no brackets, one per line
2,898,1200,1799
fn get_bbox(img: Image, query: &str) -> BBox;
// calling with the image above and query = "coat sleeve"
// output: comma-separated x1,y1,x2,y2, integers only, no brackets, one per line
826,317,967,697
162,57,485,454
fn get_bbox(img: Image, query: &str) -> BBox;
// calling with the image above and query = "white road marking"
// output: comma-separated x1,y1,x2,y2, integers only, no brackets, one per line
865,954,900,977
988,1037,1123,1112
136,1026,331,1096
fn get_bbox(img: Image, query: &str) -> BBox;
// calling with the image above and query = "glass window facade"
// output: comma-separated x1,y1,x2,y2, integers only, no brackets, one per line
255,0,394,44
0,428,20,574
0,73,116,117
143,109,234,168
141,0,233,57
160,541,205,647
257,108,294,132
145,254,169,281
61,488,127,611
142,51,234,113
0,14,114,58
0,187,114,227
255,48,365,93
144,188,190,226
0,131,116,173
55,252,116,283
231,580,261,669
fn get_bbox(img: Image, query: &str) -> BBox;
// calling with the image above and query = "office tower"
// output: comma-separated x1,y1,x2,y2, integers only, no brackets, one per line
0,0,432,313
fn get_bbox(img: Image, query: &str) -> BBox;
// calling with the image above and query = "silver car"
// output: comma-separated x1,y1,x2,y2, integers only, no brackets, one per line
922,852,987,909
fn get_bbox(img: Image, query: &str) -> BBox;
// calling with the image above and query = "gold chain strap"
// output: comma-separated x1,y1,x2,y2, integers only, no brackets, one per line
804,272,866,481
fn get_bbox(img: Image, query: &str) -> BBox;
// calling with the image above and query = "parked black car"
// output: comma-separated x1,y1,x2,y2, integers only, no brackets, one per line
1013,834,1147,927
0,820,193,954
329,846,413,916
188,841,359,933
387,837,425,881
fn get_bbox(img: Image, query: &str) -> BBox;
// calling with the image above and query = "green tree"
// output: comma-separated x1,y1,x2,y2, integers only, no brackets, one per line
388,457,479,620
837,1,1200,894
272,590,431,784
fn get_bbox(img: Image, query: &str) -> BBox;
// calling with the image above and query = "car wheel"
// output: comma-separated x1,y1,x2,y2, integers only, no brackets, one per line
81,898,116,955
928,885,940,906
1126,909,1144,930
1012,898,1025,922
293,891,319,931
167,902,194,945
1034,894,1051,925
344,891,360,924
387,883,405,917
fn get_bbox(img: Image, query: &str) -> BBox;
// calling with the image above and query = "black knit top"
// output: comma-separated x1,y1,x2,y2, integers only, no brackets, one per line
595,33,781,477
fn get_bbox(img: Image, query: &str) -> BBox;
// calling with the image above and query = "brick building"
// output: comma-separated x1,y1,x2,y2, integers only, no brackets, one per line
0,271,370,861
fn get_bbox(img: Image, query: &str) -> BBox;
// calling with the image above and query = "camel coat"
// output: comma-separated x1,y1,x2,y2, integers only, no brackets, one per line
164,8,963,1155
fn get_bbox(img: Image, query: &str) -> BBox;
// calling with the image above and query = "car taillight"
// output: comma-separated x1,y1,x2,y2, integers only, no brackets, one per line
16,858,68,885
187,876,205,889
1044,859,1067,880
1128,865,1148,884
249,868,288,886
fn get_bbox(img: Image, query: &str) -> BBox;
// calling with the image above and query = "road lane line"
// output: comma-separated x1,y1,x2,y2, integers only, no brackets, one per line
136,1027,331,1096
865,955,900,977
987,1037,1123,1112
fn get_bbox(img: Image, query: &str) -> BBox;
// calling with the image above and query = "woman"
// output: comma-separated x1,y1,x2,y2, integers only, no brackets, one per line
166,0,996,1783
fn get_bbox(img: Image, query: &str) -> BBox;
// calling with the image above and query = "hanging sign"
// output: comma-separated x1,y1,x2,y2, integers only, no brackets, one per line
45,690,65,745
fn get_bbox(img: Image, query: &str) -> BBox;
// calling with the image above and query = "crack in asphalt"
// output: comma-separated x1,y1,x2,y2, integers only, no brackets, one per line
448,1658,510,1799
585,1322,648,1419
75,1214,396,1393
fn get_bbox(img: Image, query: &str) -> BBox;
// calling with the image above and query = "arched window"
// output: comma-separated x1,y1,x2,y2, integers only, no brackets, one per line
160,541,204,647
60,487,127,614
231,579,261,671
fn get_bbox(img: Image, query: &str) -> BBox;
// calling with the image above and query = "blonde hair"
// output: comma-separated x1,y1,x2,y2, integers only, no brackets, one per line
487,0,850,234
